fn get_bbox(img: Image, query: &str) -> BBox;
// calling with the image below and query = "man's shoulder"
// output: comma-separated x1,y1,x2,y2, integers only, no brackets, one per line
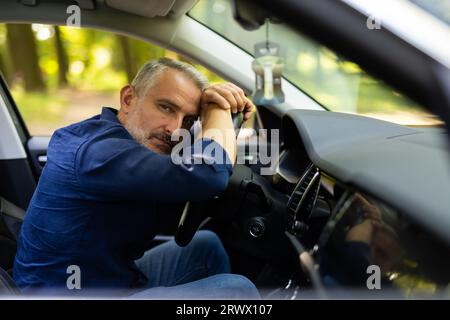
54,109,127,141
62,116,114,137
47,108,130,159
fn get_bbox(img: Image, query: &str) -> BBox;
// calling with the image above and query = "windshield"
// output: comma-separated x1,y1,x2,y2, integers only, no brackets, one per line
189,0,443,126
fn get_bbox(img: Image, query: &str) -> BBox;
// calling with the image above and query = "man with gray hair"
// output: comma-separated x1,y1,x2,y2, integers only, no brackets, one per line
13,58,258,299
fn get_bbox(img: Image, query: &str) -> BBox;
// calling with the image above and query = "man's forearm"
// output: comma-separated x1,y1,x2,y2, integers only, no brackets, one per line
200,104,236,165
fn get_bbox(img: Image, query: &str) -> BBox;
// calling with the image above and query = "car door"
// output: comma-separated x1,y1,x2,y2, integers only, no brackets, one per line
0,72,37,272
0,73,36,211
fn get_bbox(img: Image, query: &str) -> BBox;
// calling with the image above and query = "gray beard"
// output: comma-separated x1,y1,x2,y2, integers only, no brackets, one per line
122,111,150,149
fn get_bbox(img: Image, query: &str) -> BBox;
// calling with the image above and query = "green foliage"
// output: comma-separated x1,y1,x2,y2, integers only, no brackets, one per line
0,23,226,135
0,23,224,93
11,87,68,128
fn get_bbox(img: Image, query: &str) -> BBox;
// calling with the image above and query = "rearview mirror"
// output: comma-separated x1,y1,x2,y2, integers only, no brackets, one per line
232,0,280,30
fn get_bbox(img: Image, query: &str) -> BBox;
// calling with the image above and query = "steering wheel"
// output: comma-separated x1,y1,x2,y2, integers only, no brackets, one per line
175,112,245,246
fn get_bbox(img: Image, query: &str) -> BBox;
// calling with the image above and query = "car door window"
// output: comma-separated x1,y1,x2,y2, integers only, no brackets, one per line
0,23,226,137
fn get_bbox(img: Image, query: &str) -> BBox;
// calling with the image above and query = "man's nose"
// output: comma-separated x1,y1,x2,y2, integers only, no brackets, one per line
165,115,184,134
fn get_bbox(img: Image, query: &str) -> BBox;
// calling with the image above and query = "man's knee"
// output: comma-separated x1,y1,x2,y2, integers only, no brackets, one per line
194,229,221,243
189,230,230,274
191,230,223,251
212,274,260,299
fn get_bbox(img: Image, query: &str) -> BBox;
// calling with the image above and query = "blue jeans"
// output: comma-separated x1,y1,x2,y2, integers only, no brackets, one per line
129,230,260,299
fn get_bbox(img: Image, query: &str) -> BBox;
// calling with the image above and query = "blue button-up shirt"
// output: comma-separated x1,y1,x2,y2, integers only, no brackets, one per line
13,107,232,295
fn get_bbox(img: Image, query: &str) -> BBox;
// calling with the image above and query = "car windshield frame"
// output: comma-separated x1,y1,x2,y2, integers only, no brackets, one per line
408,0,450,25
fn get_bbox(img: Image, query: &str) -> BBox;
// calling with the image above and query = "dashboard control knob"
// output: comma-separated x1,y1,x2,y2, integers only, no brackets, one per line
247,217,267,238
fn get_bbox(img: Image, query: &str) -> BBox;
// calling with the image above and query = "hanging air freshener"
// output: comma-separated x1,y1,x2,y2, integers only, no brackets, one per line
251,24,285,105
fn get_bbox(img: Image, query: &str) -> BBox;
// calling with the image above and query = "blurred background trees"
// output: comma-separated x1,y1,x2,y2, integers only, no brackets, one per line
0,23,223,135
5,24,45,91
53,26,69,87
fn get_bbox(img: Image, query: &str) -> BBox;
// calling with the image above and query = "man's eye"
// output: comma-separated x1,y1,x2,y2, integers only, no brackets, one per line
159,105,173,113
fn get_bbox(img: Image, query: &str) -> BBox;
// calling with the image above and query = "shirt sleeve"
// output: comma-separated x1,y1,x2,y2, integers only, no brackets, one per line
75,127,233,202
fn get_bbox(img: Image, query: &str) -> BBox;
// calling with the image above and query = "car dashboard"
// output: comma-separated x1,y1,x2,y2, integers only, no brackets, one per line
210,108,450,298
264,109,450,298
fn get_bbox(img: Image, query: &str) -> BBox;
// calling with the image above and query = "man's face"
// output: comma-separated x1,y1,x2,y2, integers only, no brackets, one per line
119,69,201,154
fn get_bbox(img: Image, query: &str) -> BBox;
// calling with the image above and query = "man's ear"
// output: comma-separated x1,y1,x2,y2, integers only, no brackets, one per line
120,85,136,114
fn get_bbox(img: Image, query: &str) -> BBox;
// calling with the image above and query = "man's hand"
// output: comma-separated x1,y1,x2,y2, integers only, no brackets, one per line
345,194,383,244
201,83,255,121
346,220,378,244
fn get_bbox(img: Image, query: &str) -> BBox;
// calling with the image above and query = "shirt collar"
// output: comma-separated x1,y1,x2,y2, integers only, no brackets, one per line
100,107,121,124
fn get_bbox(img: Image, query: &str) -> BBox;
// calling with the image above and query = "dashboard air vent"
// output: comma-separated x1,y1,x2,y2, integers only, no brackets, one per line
287,164,320,223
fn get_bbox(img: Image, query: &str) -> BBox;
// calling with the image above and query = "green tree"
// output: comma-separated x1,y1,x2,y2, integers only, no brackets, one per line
54,26,69,87
114,34,166,83
6,24,45,91
0,51,10,82
0,25,11,82
116,34,137,83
